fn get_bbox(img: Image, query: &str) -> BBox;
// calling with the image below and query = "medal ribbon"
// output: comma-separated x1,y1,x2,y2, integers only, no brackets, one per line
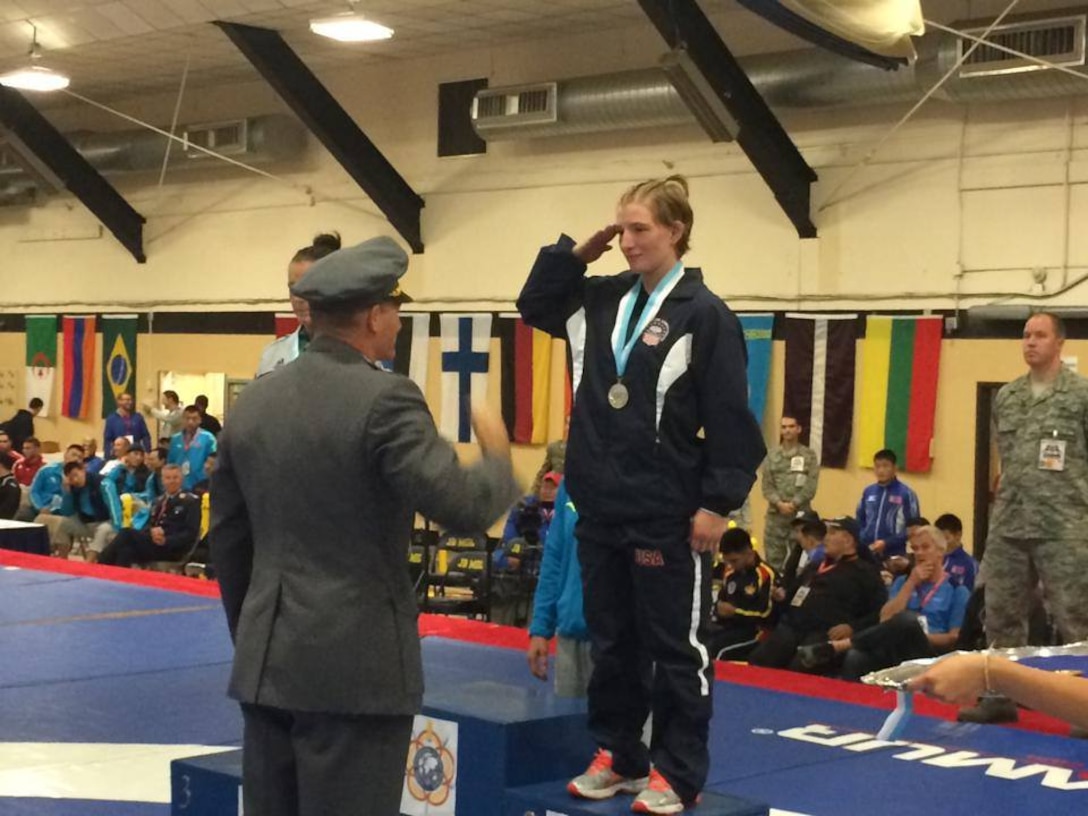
610,260,685,379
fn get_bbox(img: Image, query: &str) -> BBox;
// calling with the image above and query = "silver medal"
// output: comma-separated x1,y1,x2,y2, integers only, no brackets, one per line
608,382,629,410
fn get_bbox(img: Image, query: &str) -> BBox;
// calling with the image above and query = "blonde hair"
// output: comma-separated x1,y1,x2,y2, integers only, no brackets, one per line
618,175,694,256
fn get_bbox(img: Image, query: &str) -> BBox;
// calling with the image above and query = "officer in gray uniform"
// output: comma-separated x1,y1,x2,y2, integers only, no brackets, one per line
214,236,520,816
967,312,1088,723
761,415,819,570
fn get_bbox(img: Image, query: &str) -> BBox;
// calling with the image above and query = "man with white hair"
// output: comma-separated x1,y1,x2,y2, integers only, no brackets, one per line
798,524,970,680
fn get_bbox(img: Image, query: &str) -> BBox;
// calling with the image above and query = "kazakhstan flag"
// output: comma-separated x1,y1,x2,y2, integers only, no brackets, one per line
102,316,138,418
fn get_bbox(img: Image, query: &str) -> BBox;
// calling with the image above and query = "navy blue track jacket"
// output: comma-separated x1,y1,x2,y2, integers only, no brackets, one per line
517,234,766,524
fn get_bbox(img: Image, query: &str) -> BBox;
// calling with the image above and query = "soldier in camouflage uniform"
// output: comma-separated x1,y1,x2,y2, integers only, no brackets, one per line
761,416,819,570
966,312,1088,723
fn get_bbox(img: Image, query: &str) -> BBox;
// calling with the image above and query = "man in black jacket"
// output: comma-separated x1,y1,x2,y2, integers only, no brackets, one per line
0,398,42,452
99,465,200,568
749,516,886,674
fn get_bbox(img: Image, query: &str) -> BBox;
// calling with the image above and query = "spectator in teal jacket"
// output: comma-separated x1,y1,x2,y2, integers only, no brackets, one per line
526,479,592,697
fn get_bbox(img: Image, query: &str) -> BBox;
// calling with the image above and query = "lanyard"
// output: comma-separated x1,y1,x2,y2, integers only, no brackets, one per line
915,573,947,609
610,261,684,379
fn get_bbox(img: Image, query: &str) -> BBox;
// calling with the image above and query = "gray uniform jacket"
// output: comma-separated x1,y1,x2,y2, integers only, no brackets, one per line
212,335,519,716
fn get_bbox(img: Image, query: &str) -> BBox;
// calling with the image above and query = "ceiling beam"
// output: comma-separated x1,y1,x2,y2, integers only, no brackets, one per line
216,21,424,253
636,0,818,238
0,87,146,262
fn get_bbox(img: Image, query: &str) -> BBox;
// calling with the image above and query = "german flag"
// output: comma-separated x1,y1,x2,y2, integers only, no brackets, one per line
498,316,552,444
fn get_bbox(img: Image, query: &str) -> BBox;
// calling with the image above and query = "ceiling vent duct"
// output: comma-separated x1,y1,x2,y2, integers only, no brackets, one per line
472,8,1088,140
958,13,1085,77
0,114,307,205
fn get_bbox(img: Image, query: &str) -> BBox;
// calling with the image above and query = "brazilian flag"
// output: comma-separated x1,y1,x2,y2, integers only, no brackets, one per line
102,316,138,417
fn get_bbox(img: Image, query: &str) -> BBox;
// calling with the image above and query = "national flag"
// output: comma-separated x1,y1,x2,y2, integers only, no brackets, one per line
400,715,458,816
394,313,432,397
739,313,774,426
101,316,137,418
783,314,858,468
62,316,96,419
440,314,491,443
857,315,942,472
24,315,57,418
274,314,299,338
498,315,553,444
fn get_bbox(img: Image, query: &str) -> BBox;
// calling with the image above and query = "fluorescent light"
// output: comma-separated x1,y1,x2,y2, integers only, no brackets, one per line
309,12,393,42
0,65,70,92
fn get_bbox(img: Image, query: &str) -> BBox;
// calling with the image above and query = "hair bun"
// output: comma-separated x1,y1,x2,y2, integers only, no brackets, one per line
312,232,342,252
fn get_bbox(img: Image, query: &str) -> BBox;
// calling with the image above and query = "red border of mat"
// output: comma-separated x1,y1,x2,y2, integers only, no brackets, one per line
1,549,1070,737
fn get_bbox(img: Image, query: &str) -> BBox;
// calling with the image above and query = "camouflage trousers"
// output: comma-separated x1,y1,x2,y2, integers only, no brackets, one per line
762,514,793,573
982,535,1088,647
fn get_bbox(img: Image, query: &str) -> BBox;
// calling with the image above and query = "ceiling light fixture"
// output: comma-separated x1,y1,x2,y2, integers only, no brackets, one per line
0,24,69,92
310,2,394,43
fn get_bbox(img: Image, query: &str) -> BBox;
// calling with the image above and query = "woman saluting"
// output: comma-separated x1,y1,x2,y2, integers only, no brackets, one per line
517,176,765,814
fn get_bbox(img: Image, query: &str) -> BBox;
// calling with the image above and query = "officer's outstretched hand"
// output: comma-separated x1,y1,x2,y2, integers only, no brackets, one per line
691,509,727,554
472,403,511,461
527,635,550,681
573,224,620,264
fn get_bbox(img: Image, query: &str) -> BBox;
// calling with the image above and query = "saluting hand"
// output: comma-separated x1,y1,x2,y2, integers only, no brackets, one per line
690,509,726,554
573,224,620,264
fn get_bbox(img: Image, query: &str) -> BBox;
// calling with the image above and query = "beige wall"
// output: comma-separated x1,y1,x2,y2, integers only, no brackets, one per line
0,6,1086,314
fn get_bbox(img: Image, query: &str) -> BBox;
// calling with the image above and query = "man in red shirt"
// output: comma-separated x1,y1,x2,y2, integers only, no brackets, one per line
14,437,44,487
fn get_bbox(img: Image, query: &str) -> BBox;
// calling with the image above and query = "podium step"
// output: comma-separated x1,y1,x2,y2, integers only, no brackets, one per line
171,749,242,816
503,779,769,816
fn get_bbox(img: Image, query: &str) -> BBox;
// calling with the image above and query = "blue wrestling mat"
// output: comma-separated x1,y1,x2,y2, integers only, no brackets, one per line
2,564,1087,815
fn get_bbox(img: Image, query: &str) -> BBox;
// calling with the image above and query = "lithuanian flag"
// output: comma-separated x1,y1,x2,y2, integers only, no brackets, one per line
857,316,943,472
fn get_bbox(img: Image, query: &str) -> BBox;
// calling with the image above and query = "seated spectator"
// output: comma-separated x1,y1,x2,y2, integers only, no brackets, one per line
168,406,218,491
112,446,152,497
14,437,44,487
749,516,886,674
99,465,201,568
55,461,120,562
158,436,171,450
798,524,970,680
82,438,105,476
144,445,167,502
857,449,920,560
0,430,24,465
191,452,216,496
100,436,130,478
494,471,559,572
935,513,977,591
526,479,591,697
0,452,20,519
23,443,83,522
708,528,777,660
778,510,826,597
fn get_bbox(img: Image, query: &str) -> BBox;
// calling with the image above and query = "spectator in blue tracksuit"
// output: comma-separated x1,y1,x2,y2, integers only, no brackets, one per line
27,444,85,515
856,449,920,561
526,479,591,698
934,512,978,591
168,405,217,491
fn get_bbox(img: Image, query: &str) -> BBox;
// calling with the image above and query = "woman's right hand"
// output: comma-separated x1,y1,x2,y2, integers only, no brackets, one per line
573,224,620,264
